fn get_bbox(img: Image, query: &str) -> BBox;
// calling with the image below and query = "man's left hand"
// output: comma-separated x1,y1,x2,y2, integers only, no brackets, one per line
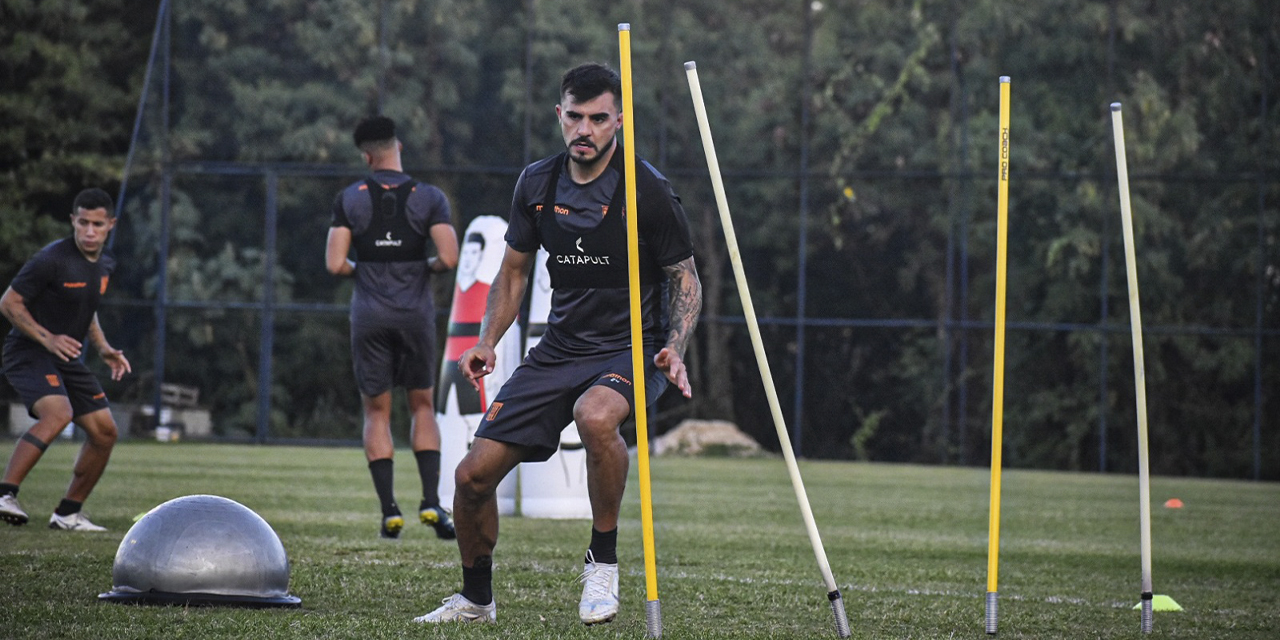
101,348,132,381
654,347,691,399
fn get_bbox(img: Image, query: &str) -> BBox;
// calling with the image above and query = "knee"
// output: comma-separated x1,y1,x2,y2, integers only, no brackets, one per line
454,458,497,501
85,418,118,447
36,407,74,432
409,391,436,413
574,406,624,447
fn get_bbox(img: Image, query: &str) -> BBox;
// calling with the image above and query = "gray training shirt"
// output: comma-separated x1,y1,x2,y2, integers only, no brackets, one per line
331,169,452,328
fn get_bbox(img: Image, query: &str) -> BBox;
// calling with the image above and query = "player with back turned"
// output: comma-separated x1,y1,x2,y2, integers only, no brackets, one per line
326,116,460,540
414,62,702,625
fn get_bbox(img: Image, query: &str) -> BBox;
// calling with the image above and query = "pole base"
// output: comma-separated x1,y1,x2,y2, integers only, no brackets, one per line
985,591,998,635
646,599,663,638
828,590,851,638
1140,592,1153,633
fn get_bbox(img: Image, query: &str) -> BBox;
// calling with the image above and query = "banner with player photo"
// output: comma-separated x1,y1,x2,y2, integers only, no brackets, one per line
436,215,519,515
518,248,592,519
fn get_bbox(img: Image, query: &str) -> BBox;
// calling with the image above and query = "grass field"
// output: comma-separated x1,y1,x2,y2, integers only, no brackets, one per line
0,441,1276,639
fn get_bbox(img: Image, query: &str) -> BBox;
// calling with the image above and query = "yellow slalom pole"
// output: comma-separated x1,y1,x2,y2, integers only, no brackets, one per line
985,75,1011,636
1111,102,1155,634
618,22,662,639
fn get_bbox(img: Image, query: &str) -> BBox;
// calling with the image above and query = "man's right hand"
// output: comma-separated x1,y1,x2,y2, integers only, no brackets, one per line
45,334,82,362
458,344,496,390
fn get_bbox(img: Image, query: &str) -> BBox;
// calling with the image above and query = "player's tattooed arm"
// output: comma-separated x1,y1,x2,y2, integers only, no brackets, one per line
663,256,702,358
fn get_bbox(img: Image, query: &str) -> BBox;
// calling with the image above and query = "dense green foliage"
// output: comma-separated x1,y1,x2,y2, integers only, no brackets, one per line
0,0,155,281
1,1,1275,477
1,443,1278,638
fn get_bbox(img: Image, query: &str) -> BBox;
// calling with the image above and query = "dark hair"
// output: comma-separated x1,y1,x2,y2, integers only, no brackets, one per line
560,63,622,108
353,116,397,149
72,188,114,216
464,232,486,249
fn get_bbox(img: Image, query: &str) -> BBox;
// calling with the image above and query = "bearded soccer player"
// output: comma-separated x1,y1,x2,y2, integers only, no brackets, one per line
415,62,702,625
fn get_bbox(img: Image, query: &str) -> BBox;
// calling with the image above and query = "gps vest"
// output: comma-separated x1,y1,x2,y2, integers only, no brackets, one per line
538,152,664,289
354,178,427,262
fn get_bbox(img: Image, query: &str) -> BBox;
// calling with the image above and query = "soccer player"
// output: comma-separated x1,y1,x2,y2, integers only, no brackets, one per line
0,188,131,531
414,63,702,625
326,116,460,540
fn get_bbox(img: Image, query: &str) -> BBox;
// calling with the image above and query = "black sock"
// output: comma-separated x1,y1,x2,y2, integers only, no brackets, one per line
54,499,82,516
588,527,618,564
0,483,17,497
414,449,441,509
461,556,493,605
368,458,399,516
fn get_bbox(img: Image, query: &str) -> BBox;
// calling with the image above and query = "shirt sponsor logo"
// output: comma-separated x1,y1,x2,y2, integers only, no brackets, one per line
46,375,61,387
375,231,403,247
62,282,87,288
485,401,504,421
556,253,611,266
556,236,610,265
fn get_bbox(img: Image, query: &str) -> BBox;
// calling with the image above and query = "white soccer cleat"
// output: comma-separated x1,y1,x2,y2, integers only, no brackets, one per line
412,593,496,623
0,494,29,526
48,511,107,532
579,550,620,625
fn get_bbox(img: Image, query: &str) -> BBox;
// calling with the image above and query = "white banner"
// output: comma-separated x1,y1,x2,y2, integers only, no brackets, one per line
518,248,592,519
436,215,519,515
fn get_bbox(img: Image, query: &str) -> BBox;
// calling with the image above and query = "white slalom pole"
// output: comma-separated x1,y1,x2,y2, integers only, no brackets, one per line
1110,102,1155,634
685,60,851,639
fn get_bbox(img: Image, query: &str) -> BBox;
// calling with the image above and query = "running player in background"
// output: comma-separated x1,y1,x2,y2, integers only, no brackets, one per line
326,116,460,540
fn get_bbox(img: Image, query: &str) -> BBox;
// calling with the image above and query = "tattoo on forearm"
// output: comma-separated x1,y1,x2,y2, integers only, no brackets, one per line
664,257,702,357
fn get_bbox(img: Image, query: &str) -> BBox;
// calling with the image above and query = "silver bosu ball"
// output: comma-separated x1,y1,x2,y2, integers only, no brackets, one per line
98,494,301,607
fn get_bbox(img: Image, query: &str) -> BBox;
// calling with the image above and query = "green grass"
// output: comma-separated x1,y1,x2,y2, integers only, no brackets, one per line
1,442,1277,639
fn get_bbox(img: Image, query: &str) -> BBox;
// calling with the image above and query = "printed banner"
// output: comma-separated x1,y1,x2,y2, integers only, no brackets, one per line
436,215,519,515
518,248,592,519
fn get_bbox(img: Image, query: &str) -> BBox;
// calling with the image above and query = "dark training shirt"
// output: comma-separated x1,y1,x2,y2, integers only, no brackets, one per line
6,237,115,350
331,169,453,328
505,149,695,356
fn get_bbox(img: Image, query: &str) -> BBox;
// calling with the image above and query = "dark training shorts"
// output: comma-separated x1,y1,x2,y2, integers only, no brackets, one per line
2,342,110,419
475,345,669,462
350,323,437,397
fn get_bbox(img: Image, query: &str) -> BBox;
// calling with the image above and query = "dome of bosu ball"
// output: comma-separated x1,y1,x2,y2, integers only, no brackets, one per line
98,494,301,607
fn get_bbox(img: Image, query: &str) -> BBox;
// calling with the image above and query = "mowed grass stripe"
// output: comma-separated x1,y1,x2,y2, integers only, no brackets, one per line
0,442,1276,639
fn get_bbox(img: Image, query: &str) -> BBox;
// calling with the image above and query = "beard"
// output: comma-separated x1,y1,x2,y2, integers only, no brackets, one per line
566,137,612,167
